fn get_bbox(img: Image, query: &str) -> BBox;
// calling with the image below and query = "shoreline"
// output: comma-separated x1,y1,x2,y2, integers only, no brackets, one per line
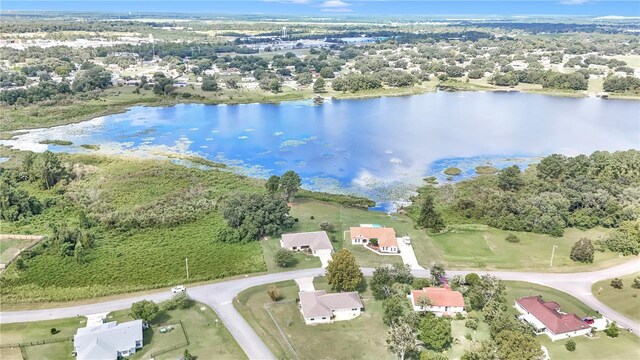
2,81,638,136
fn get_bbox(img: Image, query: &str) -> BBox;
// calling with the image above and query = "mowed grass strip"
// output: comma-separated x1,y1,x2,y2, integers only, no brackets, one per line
108,302,246,360
235,277,394,360
592,273,640,322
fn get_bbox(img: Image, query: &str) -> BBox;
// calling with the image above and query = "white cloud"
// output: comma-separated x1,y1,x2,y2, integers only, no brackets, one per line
320,0,351,8
559,0,588,5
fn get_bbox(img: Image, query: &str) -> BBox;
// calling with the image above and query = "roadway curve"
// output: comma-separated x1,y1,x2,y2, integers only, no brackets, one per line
1,258,638,360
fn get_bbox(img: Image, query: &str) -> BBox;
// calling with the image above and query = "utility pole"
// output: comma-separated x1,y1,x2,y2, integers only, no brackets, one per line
549,245,558,267
185,257,189,279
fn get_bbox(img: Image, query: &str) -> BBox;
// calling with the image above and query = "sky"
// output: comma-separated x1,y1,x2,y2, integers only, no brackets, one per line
2,0,639,17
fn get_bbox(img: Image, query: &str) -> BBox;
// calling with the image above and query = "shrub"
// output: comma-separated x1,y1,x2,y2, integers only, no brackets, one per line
274,248,296,268
465,273,480,285
162,292,194,311
570,238,594,263
319,221,334,232
369,238,379,246
50,328,60,335
413,278,431,289
605,322,620,338
611,278,624,289
465,318,478,330
505,234,520,243
565,339,576,351
632,276,640,289
465,333,472,340
455,313,465,320
267,286,281,301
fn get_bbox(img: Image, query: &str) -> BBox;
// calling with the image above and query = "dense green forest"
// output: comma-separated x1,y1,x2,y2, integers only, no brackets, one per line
409,150,640,254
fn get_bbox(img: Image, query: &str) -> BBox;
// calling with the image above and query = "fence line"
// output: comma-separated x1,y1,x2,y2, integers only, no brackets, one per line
263,300,300,360
0,336,72,349
148,320,190,358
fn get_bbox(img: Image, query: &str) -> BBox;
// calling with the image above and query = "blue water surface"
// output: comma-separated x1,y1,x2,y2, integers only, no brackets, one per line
4,91,639,209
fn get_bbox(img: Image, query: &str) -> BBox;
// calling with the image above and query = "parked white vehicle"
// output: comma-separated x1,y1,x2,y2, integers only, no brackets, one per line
402,236,411,245
171,285,186,293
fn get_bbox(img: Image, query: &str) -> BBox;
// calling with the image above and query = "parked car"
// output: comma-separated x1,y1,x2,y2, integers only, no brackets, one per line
171,285,186,293
583,317,594,325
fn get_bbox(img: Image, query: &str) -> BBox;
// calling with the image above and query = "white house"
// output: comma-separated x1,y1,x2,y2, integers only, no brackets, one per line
281,231,333,256
299,290,364,325
74,319,144,360
409,286,465,316
350,226,399,253
515,296,592,341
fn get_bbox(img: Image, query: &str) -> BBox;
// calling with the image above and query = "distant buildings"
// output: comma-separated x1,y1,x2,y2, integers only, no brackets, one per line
515,296,592,341
409,286,465,316
73,319,144,360
298,290,364,325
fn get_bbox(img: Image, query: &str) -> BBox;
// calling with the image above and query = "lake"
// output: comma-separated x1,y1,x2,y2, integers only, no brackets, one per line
3,91,639,209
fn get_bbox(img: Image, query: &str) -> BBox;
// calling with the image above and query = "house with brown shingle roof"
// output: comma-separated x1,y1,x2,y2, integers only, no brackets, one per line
409,286,465,316
298,290,364,325
350,226,399,253
515,296,592,341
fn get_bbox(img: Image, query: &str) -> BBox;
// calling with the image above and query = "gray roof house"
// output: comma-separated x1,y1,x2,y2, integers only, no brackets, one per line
73,320,143,360
281,231,333,255
299,290,364,325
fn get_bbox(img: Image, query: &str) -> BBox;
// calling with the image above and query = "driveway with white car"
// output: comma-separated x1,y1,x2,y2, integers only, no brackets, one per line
397,238,425,270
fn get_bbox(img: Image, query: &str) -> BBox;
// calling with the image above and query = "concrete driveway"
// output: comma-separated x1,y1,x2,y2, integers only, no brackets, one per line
318,253,332,268
295,277,316,292
397,239,425,270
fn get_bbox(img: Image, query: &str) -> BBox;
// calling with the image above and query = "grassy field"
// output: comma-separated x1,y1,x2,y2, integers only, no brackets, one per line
108,302,246,360
234,277,393,360
0,238,39,264
0,154,267,303
414,224,623,272
0,316,86,360
592,273,640,322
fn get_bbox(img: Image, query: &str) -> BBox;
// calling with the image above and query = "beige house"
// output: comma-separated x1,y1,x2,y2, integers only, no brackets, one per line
281,231,333,256
299,290,364,325
409,286,465,316
350,226,399,253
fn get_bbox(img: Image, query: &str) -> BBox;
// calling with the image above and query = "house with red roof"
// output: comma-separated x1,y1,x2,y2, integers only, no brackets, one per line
350,225,399,253
409,286,465,316
515,296,592,341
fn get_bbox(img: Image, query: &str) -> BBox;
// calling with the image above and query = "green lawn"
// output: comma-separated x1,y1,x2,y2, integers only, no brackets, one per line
261,237,321,272
0,316,86,360
445,318,491,360
108,302,246,360
414,224,623,272
291,199,627,272
539,331,639,360
235,277,393,360
0,238,39,264
592,273,640,322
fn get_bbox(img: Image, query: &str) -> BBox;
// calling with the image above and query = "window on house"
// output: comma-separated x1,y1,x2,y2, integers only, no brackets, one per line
322,317,326,319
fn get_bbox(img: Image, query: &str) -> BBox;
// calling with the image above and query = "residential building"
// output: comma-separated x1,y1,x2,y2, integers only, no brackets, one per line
409,286,465,315
298,290,364,325
515,296,592,341
350,226,399,253
73,320,144,360
280,231,333,256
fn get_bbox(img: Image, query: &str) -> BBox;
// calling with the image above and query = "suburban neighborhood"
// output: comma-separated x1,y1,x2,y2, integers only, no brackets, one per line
1,2,639,360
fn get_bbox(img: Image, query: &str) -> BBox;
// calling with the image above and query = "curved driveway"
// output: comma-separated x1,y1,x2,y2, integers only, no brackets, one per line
1,259,638,359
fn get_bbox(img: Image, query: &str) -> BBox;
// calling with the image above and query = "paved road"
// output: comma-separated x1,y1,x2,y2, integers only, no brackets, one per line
1,259,638,359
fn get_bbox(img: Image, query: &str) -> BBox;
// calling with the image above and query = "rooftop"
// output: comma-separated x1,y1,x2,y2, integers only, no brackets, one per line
74,319,143,360
411,287,465,308
350,226,398,248
299,290,363,319
516,296,590,335
281,231,333,252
